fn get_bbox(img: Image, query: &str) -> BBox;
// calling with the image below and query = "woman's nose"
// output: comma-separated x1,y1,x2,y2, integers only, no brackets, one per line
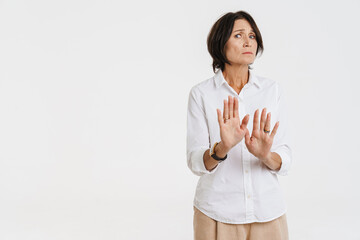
243,37,251,47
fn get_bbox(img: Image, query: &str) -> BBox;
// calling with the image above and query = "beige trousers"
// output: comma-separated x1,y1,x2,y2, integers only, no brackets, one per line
193,206,289,240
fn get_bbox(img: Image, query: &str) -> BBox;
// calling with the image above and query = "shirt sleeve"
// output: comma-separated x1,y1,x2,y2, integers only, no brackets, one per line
186,86,220,176
269,83,293,176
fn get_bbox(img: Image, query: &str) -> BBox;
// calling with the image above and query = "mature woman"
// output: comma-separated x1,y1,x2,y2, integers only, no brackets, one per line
186,11,292,240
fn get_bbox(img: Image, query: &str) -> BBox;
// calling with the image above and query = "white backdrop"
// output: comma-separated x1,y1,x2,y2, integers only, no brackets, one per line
0,0,359,239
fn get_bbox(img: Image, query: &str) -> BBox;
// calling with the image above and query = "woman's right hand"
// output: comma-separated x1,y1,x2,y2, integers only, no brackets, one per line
216,96,250,151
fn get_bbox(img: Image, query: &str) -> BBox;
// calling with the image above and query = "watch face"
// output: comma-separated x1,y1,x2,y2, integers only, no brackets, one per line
211,143,217,156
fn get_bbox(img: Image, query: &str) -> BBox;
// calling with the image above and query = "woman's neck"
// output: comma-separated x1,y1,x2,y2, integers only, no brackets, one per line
222,64,249,93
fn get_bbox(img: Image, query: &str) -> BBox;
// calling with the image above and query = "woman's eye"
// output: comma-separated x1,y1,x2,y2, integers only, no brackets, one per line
235,34,256,39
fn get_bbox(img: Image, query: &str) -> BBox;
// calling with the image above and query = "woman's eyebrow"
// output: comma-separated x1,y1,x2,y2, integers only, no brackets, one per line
234,29,255,33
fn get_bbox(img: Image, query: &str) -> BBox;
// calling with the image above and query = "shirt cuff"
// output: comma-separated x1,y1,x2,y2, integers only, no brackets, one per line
188,147,220,176
269,149,291,176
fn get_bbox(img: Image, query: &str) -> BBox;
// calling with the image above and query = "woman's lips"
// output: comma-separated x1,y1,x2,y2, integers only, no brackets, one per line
242,52,253,54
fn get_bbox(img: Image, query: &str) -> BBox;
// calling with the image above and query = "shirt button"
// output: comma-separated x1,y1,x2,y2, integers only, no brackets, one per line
247,195,251,199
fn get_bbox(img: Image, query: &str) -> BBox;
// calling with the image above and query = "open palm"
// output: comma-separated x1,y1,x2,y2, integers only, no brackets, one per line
217,96,250,150
245,108,279,161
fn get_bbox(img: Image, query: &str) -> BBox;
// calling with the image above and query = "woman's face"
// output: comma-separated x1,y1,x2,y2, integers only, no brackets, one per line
224,19,258,67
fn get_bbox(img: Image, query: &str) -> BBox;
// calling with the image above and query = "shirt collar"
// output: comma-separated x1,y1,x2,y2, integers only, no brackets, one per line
214,68,261,89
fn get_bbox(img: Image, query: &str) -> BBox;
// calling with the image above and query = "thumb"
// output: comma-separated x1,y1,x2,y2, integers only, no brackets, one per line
244,128,250,145
240,114,250,129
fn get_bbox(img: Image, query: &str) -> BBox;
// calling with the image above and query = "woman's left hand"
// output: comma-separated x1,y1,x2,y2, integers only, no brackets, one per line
245,108,279,163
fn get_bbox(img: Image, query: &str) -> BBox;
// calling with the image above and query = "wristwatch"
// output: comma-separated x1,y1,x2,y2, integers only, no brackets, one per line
209,142,227,161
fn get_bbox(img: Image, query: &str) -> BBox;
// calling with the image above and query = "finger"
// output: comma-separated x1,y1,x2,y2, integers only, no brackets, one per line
260,108,267,131
240,114,250,130
217,109,224,128
253,109,259,132
234,97,239,118
223,99,229,120
264,112,271,134
229,96,233,119
270,121,279,139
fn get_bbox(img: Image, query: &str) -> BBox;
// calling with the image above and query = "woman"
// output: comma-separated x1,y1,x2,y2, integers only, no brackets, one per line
186,11,292,240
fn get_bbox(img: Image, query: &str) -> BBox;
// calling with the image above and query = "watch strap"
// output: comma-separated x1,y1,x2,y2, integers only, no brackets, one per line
210,142,227,161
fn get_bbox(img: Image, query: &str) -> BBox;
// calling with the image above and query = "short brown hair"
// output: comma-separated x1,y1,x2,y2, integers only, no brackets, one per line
207,11,264,73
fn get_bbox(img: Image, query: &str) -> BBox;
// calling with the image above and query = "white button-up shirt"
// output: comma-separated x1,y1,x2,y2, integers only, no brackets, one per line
186,69,292,224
